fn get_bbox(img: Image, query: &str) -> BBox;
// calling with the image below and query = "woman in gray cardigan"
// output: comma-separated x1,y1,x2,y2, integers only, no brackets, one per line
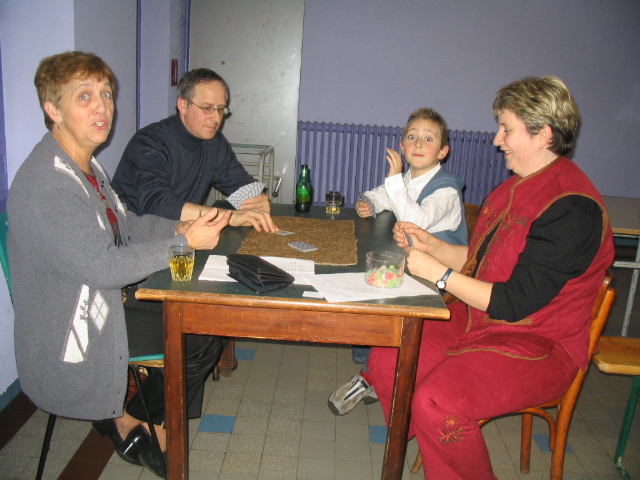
8,51,231,477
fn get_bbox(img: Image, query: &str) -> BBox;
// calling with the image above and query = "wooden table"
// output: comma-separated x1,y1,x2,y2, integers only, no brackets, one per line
603,196,640,336
137,206,449,480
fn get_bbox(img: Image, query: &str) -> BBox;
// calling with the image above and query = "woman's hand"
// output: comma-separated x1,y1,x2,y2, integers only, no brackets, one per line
355,200,372,218
183,208,232,250
404,249,448,284
393,221,435,252
386,149,404,177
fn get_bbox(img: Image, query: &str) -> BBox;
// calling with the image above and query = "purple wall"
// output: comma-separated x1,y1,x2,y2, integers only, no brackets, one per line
299,0,640,198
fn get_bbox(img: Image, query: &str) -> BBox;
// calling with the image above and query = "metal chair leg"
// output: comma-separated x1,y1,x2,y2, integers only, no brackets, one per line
36,413,57,480
128,364,165,474
614,375,640,480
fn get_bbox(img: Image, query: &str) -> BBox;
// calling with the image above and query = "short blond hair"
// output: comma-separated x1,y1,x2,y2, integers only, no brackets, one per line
492,76,580,156
34,51,117,130
402,107,449,150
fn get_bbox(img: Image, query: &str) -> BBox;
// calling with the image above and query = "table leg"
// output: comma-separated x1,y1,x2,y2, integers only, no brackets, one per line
218,339,236,378
616,236,640,337
164,302,188,480
382,317,424,480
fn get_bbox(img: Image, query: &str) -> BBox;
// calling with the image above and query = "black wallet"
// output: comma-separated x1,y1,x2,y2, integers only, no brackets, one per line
227,254,295,293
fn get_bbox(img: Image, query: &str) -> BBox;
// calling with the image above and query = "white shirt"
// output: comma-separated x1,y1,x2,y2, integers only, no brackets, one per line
364,163,463,233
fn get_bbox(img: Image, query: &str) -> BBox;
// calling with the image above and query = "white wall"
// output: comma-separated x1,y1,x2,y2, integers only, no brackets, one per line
74,0,138,176
139,0,188,128
189,0,305,204
1,0,75,186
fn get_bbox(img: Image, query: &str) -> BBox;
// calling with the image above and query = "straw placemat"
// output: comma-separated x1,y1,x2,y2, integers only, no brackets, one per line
237,216,357,265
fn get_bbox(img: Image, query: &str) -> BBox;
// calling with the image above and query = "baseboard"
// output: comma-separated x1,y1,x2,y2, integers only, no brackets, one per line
0,378,22,412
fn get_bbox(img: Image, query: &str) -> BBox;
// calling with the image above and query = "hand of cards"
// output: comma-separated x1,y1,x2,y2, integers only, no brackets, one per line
226,182,266,209
359,192,376,218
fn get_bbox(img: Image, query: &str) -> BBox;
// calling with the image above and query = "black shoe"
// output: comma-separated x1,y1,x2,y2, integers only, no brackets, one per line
120,425,166,478
93,418,143,466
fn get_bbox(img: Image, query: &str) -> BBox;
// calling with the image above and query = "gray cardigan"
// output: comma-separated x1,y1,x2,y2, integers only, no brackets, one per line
8,132,186,420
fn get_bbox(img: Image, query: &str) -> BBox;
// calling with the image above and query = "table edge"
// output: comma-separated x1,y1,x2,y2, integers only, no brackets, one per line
136,287,451,320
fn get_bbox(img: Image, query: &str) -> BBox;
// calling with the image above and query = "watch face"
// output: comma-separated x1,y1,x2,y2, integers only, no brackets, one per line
436,280,445,290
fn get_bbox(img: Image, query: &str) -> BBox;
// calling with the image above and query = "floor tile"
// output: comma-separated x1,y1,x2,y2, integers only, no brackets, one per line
297,457,334,479
368,425,387,444
199,414,236,433
299,437,334,460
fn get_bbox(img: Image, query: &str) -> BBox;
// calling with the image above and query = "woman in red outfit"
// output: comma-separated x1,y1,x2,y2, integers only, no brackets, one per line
367,76,615,480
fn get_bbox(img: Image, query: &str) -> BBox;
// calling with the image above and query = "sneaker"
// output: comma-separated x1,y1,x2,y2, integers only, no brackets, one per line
328,372,377,415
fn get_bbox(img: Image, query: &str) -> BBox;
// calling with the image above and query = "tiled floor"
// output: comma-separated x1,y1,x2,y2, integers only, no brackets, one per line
1,251,639,479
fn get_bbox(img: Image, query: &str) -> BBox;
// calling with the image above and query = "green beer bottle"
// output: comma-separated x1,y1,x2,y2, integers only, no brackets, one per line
295,165,312,212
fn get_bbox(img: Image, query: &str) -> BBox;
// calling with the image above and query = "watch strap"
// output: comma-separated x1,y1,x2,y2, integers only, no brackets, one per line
437,268,454,291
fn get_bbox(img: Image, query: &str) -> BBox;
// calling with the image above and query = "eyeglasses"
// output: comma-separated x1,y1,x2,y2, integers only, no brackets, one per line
188,100,230,116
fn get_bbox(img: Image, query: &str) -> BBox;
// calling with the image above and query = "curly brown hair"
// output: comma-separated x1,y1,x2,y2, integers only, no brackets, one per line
34,51,117,130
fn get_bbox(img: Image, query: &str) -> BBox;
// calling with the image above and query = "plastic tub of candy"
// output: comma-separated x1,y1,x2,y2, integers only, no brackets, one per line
364,251,405,288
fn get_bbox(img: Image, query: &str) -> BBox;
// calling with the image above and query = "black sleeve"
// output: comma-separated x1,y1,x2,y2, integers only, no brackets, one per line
488,195,603,322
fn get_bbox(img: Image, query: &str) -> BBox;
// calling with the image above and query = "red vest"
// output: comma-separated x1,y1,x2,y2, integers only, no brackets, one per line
446,157,614,370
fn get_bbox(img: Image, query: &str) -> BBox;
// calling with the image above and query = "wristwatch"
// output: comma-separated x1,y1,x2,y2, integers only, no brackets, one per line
436,268,454,292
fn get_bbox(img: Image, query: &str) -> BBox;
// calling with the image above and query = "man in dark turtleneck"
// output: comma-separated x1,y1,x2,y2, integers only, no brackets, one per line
112,68,277,232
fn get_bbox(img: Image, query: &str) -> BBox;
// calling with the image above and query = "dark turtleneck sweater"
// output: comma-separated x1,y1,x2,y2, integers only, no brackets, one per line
112,114,255,220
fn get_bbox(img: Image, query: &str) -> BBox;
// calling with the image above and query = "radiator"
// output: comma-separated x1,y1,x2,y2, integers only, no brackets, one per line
295,121,511,207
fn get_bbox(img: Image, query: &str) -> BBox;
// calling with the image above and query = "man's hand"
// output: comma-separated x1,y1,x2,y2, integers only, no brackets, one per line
239,193,271,213
183,208,232,250
229,208,278,232
386,148,404,177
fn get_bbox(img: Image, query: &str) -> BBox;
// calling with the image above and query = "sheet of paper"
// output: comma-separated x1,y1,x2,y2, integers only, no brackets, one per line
199,255,315,285
301,272,438,303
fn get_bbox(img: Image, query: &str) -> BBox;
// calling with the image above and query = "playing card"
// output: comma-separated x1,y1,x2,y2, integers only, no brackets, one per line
226,182,266,209
275,230,295,236
359,192,376,218
288,241,318,252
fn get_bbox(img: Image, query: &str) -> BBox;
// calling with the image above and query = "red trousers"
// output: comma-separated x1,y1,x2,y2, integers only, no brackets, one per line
367,317,577,480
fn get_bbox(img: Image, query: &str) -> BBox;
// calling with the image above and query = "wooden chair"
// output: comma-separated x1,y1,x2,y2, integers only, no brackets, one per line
592,336,640,480
411,274,616,480
463,203,481,238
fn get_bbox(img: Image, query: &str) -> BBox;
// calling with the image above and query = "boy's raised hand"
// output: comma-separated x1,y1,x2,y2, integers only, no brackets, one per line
386,148,404,177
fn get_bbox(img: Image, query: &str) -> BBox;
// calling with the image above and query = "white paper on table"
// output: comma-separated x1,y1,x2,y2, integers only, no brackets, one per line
198,255,316,285
301,272,438,303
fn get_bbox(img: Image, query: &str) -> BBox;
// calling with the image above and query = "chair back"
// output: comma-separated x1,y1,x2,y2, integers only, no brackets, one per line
588,274,615,359
463,203,481,241
0,211,11,298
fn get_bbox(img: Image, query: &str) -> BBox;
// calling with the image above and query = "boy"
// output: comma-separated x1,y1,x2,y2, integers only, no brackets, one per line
357,107,467,244
329,107,468,415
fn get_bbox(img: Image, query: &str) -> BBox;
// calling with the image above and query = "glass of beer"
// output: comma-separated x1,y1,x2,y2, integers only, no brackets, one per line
325,191,342,215
169,244,195,281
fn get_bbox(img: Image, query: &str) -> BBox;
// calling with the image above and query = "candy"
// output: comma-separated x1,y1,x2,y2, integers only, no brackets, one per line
365,264,403,288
